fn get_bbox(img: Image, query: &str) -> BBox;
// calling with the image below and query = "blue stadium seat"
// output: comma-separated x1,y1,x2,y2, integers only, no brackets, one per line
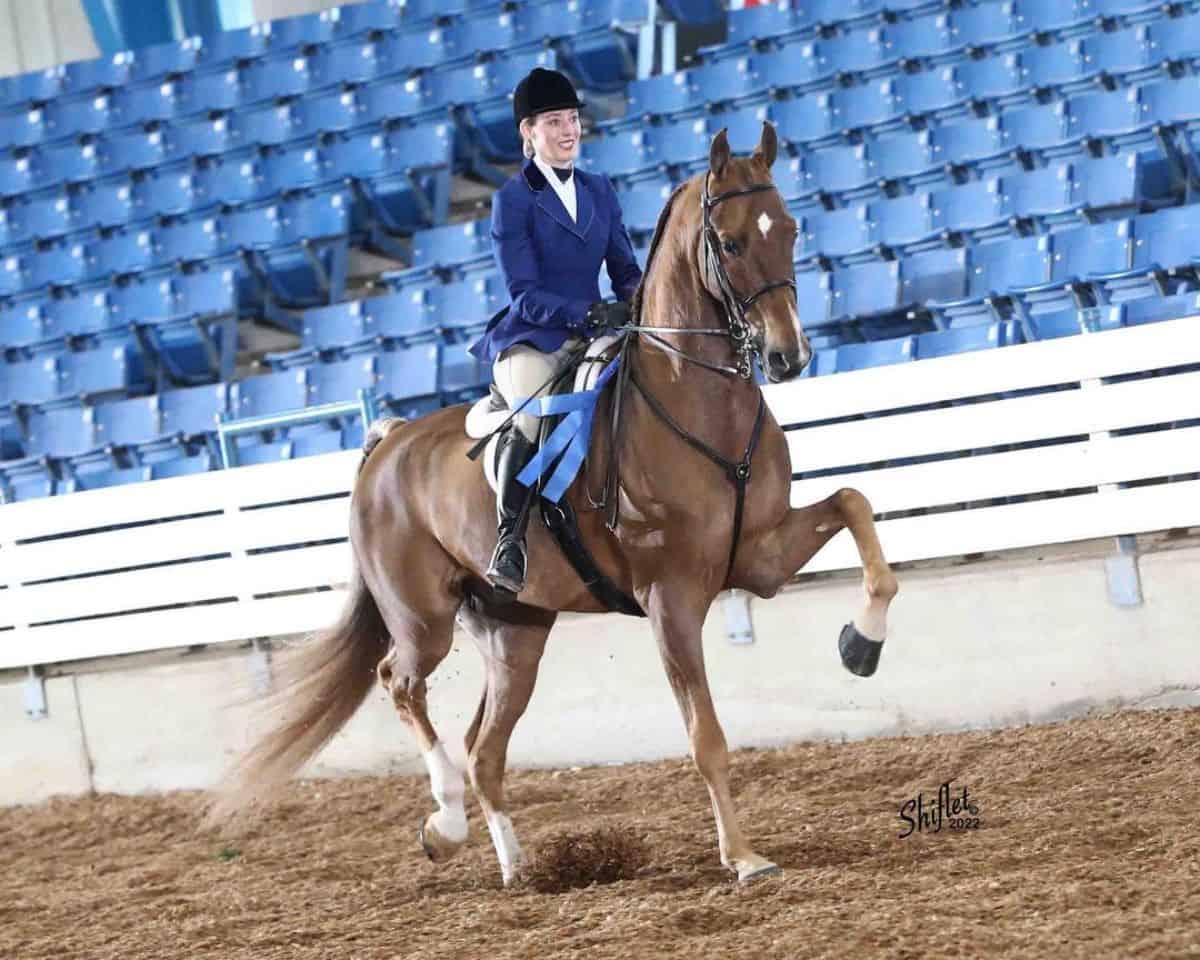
408,218,493,277
93,394,161,449
884,13,955,65
0,151,39,197
103,129,171,173
307,356,377,405
22,405,97,458
435,276,495,338
263,10,337,50
159,217,221,264
246,53,310,103
805,143,872,199
199,148,268,207
1000,102,1073,159
795,268,834,331
117,80,184,127
235,368,308,417
225,204,280,250
179,68,245,114
53,92,117,137
359,74,436,125
234,102,298,147
31,241,89,291
263,144,325,193
265,191,350,305
581,129,656,180
930,179,1009,238
1,66,65,108
49,289,114,338
618,183,672,238
135,165,202,219
0,300,49,349
149,451,215,479
752,44,822,95
1093,206,1200,300
817,28,886,80
899,66,969,119
290,427,345,458
834,335,916,372
801,206,872,261
957,54,1028,108
59,342,145,399
62,54,132,97
1082,26,1155,83
952,2,1026,49
1142,75,1200,128
1067,87,1146,145
169,115,236,159
173,268,237,317
1002,163,1075,224
833,80,903,133
1021,39,1087,91
1147,11,1200,65
328,0,404,37
1122,290,1200,325
110,276,171,324
302,299,370,353
358,287,442,345
831,259,900,321
378,23,456,71
130,38,200,81
693,56,758,109
625,68,699,121
916,322,1010,360
91,228,156,277
1015,0,1089,35
377,342,441,417
9,193,73,244
2,355,62,405
292,88,362,138
723,2,807,49
1072,152,1146,213
77,179,135,230
0,107,48,148
872,193,933,251
160,382,229,438
311,39,383,87
198,23,269,67
46,140,104,185
769,94,838,147
900,247,968,306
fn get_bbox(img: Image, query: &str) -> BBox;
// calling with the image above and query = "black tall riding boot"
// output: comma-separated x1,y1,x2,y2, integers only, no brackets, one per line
486,428,538,595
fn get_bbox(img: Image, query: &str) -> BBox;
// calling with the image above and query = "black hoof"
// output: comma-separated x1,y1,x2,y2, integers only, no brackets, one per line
839,622,883,677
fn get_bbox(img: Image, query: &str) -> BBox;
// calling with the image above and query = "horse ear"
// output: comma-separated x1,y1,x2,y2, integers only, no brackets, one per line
709,128,731,178
753,121,778,170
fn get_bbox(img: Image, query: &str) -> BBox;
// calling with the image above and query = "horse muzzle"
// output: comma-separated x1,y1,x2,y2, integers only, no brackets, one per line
765,345,810,383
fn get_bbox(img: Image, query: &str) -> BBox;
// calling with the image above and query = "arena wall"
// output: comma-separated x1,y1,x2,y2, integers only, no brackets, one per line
3,532,1197,806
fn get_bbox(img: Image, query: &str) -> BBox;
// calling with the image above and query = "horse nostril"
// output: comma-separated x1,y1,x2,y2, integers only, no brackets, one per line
768,350,791,374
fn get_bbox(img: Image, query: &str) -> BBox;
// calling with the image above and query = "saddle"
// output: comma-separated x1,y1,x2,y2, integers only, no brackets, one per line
464,335,644,617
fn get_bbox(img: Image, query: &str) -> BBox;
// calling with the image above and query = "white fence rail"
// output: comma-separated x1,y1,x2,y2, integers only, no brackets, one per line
2,317,1198,670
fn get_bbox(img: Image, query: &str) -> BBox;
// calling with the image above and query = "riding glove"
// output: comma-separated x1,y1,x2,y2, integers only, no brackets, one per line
585,300,632,334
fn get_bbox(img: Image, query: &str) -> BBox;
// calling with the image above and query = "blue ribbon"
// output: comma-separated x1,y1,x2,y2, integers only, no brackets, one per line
513,357,620,503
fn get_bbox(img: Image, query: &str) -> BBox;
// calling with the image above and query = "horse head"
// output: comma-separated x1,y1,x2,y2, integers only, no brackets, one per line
702,123,811,383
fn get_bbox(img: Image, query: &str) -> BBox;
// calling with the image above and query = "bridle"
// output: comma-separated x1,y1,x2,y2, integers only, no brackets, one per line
595,172,798,589
621,174,798,381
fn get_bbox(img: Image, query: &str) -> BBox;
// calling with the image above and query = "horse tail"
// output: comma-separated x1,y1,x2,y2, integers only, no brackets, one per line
359,416,407,473
204,569,389,827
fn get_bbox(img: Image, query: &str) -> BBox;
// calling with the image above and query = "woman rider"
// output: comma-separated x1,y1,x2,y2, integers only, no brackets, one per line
467,67,643,596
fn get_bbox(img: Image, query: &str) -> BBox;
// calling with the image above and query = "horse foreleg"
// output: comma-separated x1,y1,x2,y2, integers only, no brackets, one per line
746,488,899,674
647,585,780,883
459,600,554,886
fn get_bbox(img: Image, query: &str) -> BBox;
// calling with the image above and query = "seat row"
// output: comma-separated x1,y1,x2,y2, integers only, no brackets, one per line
718,0,1194,57
623,12,1200,129
584,73,1200,188
0,0,642,115
0,190,347,299
795,203,1200,333
0,119,457,252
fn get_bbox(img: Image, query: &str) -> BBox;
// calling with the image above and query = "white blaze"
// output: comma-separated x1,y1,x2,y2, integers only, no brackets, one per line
757,211,773,238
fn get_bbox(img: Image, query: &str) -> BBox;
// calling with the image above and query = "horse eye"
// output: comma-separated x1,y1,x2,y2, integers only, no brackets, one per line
722,238,740,256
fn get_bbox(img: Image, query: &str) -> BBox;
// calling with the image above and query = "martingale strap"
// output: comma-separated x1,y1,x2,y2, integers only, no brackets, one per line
627,362,767,587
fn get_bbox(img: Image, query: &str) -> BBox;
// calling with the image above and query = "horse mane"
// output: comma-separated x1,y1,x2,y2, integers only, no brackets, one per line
629,178,692,324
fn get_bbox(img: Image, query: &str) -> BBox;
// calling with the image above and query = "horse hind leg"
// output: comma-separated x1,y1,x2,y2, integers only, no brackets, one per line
457,594,555,886
366,550,472,864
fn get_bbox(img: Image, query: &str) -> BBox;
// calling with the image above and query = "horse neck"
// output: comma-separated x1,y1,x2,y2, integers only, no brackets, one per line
632,187,762,451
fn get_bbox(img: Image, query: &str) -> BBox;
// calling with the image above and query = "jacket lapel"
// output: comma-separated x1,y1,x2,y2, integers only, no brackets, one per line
523,158,595,242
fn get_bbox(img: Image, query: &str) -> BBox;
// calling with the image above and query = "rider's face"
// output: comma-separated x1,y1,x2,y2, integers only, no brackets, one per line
528,109,581,166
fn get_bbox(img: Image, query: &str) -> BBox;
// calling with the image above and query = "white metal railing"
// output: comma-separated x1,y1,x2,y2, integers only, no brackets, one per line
2,316,1198,671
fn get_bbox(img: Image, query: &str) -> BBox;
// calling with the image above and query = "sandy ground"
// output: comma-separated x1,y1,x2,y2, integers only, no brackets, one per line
2,707,1198,960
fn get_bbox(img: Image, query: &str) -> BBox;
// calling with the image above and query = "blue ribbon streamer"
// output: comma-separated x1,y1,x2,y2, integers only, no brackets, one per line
513,356,620,503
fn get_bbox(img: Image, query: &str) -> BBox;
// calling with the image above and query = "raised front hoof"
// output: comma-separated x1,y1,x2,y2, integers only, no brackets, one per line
736,861,783,884
417,816,467,863
839,621,884,678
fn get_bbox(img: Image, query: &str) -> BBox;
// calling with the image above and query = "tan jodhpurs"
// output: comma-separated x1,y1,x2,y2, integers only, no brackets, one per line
492,336,582,442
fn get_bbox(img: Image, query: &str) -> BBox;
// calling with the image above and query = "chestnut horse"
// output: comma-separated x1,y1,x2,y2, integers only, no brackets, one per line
210,122,898,885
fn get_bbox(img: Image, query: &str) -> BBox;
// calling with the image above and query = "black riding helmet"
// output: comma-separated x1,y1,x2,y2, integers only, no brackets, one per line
512,67,584,131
